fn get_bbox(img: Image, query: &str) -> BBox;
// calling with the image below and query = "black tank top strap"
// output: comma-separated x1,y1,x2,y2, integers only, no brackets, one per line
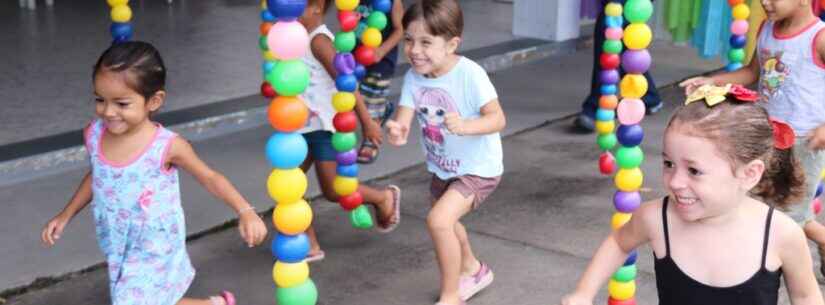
761,206,775,270
662,196,671,256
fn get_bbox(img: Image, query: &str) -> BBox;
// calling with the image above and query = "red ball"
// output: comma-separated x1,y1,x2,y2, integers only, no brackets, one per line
599,151,616,176
600,53,620,70
814,198,822,215
261,82,276,98
338,11,360,32
339,191,363,211
608,297,636,305
333,111,358,132
354,45,376,66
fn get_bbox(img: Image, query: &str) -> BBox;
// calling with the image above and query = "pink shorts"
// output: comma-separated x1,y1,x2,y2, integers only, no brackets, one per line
429,174,502,209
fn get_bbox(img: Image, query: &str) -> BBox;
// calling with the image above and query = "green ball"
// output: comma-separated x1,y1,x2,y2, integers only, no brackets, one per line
276,279,318,305
603,40,623,54
367,12,388,31
616,146,644,169
350,205,374,229
335,31,357,53
612,264,637,282
259,36,269,51
624,0,654,23
597,134,618,151
332,132,358,152
271,60,310,96
728,48,745,63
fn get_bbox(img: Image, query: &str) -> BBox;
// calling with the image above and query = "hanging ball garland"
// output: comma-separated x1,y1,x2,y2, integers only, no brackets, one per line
727,0,749,71
107,0,132,43
596,1,625,176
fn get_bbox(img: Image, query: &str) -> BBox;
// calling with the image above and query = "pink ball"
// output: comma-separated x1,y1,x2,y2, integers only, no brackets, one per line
814,198,822,215
605,28,624,40
731,20,749,36
267,20,309,60
617,99,646,125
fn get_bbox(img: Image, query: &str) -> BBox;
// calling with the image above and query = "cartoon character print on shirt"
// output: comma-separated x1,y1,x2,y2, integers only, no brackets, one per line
414,87,460,173
759,49,789,101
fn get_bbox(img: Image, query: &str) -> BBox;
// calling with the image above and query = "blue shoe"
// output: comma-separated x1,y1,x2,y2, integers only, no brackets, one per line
646,102,663,115
573,113,595,133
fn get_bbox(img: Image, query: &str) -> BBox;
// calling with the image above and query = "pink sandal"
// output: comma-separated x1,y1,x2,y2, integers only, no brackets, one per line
375,185,402,233
210,291,235,305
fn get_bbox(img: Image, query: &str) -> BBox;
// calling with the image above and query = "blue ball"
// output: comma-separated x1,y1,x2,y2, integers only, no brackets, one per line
267,0,306,21
372,0,392,13
596,109,615,122
260,9,276,22
600,84,617,95
354,64,367,80
110,22,132,39
336,74,358,92
112,35,131,44
729,35,747,48
271,232,310,263
337,163,359,177
725,62,743,72
616,124,644,147
623,250,637,266
605,16,624,29
817,182,824,197
262,61,277,74
265,132,308,169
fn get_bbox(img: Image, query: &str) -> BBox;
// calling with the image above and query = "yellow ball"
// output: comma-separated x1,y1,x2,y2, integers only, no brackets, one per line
336,0,359,11
732,4,750,20
333,176,359,196
595,120,615,135
611,212,632,230
605,3,623,17
111,5,132,23
273,261,310,288
821,168,825,179
332,92,356,112
615,168,644,192
273,200,313,234
620,74,649,99
622,23,652,50
260,0,267,9
608,279,636,300
362,28,383,48
263,51,276,61
267,168,308,204
107,0,128,7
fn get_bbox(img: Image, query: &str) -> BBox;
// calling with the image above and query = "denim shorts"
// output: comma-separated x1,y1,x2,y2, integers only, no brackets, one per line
302,130,336,162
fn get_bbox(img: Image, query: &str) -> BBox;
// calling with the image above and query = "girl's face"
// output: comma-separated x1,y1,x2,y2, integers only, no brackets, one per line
418,104,447,124
761,0,805,21
93,70,162,135
403,20,460,77
661,125,763,222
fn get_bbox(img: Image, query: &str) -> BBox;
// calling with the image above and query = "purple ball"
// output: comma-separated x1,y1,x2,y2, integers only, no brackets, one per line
614,191,641,213
623,250,637,266
600,69,620,85
622,50,652,74
336,149,358,165
816,182,824,197
730,35,747,48
334,53,356,75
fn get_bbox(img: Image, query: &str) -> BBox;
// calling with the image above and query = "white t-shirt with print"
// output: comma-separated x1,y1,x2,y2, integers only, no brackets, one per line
298,24,337,134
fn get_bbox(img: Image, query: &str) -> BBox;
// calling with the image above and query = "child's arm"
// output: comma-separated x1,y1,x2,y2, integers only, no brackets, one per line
804,32,825,150
373,0,404,62
443,99,506,136
775,215,824,305
679,48,761,94
41,171,93,246
167,137,267,247
385,105,415,146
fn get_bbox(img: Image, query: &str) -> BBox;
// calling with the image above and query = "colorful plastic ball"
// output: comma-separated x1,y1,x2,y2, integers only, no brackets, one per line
111,5,132,22
110,22,132,38
601,84,617,95
728,0,745,5
613,264,637,282
336,74,358,92
726,62,744,72
605,2,623,16
333,92,356,112
597,134,618,151
271,233,310,263
350,204,375,229
730,35,747,48
354,64,367,80
622,50,652,74
603,39,624,54
337,163,359,177
732,3,750,20
624,0,654,23
265,132,308,169
605,27,624,40
263,60,277,74
339,191,364,211
268,96,309,132
336,0,358,11
112,35,130,44
616,146,644,169
728,48,745,63
263,50,276,61
595,120,616,135
815,198,823,215
258,35,269,51
355,45,376,65
267,21,309,60
608,279,636,301
335,31,357,53
623,23,652,50
261,9,276,22
338,10,360,32
334,176,359,196
260,22,274,35
617,124,644,147
599,95,619,109
267,0,306,20
271,60,310,96
337,149,358,165
605,15,624,28
608,297,637,305
276,279,318,305
267,169,308,204
273,261,309,288
617,98,646,125
611,212,632,230
596,109,616,121
373,0,392,13
620,74,649,99
107,0,128,6
600,152,617,175
334,53,356,75
600,53,620,69
362,28,383,48
600,69,620,85
816,182,824,197
614,191,642,213
731,20,749,35
273,199,313,234
333,111,358,133
367,11,389,31
624,250,638,265
332,132,357,152
615,168,644,192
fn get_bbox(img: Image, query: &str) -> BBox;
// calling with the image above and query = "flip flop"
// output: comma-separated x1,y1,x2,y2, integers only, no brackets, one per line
304,250,325,263
376,185,401,234
357,140,380,164
209,291,235,305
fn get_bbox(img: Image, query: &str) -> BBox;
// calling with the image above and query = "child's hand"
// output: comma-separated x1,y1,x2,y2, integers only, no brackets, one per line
385,120,409,146
238,209,267,247
679,76,715,95
808,124,825,151
444,112,467,135
559,293,593,305
41,213,70,247
363,120,384,146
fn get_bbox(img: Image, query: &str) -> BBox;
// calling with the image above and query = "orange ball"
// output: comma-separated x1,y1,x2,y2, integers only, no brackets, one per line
728,0,744,5
260,22,274,36
268,96,309,132
599,95,619,110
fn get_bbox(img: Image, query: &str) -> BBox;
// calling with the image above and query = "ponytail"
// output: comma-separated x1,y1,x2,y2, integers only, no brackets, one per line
753,146,805,208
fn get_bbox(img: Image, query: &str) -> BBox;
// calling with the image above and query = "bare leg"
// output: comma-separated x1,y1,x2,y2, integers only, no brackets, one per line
454,222,481,275
300,157,322,257
177,297,222,305
427,189,474,305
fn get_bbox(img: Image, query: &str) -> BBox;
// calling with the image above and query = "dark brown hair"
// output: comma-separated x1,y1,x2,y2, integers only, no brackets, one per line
317,0,333,14
402,0,464,39
93,41,166,100
667,98,805,207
